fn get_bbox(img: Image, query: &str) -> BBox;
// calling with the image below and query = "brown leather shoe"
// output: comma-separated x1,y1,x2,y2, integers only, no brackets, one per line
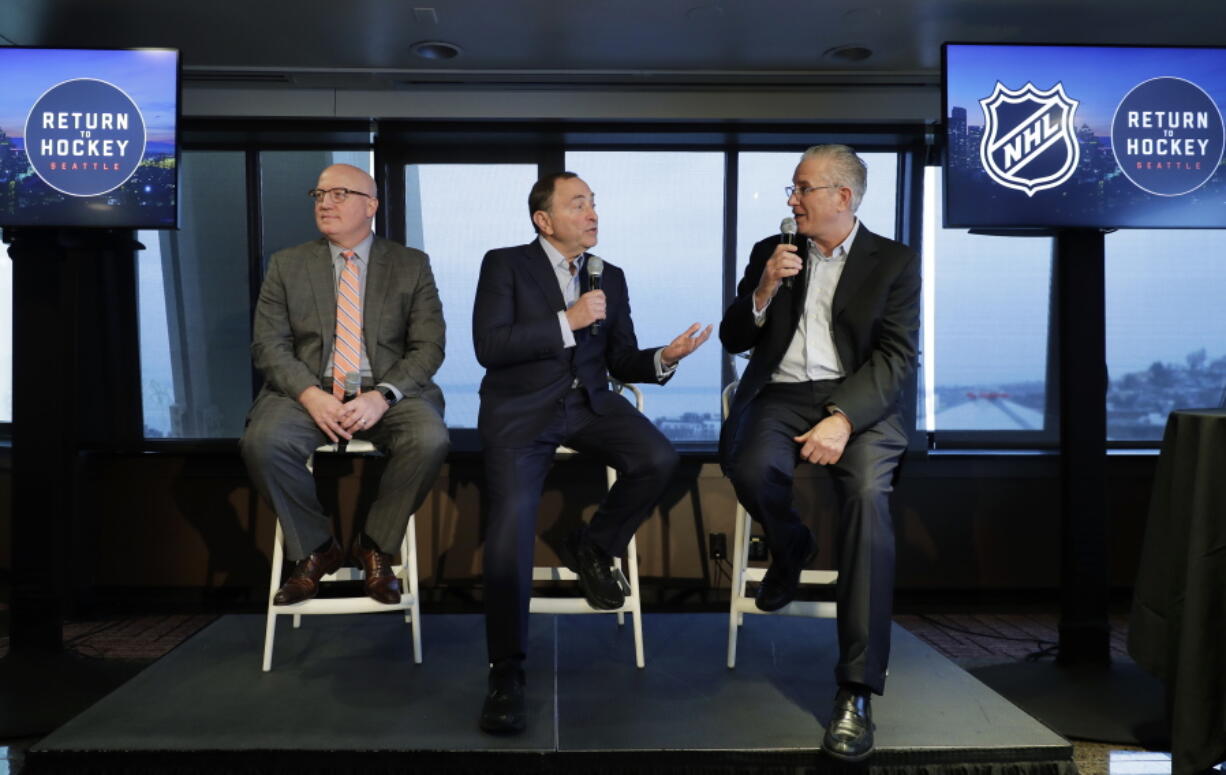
353,542,401,605
273,540,343,605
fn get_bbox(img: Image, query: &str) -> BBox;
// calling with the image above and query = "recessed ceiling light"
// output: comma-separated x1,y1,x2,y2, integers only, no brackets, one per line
823,45,873,63
411,40,461,60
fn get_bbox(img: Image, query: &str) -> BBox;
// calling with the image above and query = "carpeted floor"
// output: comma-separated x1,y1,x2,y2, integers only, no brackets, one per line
897,612,1161,775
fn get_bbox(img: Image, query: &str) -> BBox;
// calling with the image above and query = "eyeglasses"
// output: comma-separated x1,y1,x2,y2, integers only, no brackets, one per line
784,184,842,198
307,187,373,204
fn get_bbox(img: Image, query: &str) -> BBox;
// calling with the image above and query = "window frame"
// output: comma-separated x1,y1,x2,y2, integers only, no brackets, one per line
8,115,1126,454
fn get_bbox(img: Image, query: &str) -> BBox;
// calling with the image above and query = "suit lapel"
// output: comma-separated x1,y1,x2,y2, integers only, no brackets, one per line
832,226,880,322
523,240,567,313
307,240,336,367
363,237,390,372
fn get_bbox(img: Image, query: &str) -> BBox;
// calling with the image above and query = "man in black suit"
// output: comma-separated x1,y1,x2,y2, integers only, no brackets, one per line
473,172,711,734
720,145,920,761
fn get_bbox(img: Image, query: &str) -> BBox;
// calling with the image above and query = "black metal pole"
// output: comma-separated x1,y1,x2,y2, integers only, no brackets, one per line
1054,228,1111,664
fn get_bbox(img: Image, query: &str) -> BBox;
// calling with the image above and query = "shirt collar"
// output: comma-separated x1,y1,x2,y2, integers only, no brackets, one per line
329,233,374,265
538,235,586,274
808,218,860,262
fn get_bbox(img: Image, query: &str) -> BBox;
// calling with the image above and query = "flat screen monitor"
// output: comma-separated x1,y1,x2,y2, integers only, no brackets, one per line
0,47,179,229
943,43,1226,229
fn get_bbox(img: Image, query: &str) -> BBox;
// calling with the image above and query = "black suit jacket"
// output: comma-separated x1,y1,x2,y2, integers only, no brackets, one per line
719,225,921,466
473,240,669,448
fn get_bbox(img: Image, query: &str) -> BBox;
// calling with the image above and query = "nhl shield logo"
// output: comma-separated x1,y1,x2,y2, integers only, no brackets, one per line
979,82,1080,197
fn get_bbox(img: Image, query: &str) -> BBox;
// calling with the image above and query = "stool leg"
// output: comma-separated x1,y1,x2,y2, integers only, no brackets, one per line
263,520,287,672
404,513,422,664
626,535,645,668
727,501,751,669
617,561,626,629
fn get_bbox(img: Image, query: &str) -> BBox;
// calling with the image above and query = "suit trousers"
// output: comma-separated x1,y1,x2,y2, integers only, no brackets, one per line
240,392,449,560
725,380,906,695
482,388,678,663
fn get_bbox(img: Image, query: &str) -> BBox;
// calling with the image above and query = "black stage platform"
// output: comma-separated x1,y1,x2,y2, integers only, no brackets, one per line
26,613,1073,774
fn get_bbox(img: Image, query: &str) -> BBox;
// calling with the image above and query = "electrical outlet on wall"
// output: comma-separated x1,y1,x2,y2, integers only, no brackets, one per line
748,534,769,562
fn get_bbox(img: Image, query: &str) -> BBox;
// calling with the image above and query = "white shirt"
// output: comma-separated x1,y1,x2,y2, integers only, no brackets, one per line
755,219,861,384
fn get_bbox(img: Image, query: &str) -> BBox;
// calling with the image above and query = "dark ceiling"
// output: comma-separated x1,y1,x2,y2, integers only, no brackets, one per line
3,0,1224,92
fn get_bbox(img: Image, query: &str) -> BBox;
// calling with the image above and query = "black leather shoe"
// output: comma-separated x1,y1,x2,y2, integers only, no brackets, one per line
273,539,343,605
755,528,816,612
479,660,526,735
564,528,625,610
823,685,874,762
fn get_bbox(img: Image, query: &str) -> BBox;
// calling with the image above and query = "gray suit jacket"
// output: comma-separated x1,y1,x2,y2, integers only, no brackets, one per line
250,235,446,410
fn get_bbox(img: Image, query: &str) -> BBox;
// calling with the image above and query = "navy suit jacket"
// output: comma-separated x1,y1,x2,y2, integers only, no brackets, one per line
473,239,669,448
718,225,921,467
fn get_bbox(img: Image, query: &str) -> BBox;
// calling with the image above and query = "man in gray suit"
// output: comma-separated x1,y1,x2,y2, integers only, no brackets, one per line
241,163,449,606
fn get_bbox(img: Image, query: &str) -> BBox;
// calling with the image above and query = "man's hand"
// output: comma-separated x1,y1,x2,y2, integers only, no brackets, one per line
566,290,606,331
754,243,802,309
793,413,852,465
336,390,390,434
660,323,713,367
298,385,350,443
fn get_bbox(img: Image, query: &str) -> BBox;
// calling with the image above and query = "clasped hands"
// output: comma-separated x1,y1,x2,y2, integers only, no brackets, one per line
299,386,389,443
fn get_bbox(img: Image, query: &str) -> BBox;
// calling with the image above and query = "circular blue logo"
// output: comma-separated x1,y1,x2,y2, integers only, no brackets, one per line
23,78,146,197
1111,76,1224,197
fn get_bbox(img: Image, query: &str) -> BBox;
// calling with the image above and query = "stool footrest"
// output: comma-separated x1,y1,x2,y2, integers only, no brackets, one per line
740,567,838,584
529,597,635,615
319,565,408,583
269,594,417,616
730,598,837,618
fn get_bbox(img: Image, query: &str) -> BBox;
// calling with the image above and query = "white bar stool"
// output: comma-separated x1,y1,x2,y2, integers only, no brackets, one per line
261,439,422,671
529,382,646,668
723,380,838,668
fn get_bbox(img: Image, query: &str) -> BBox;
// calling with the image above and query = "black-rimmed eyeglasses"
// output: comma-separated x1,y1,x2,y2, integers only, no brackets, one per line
308,187,373,204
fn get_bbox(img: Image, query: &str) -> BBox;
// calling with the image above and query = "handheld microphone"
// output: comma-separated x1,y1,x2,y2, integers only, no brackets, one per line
780,217,799,289
339,371,360,452
342,371,360,402
587,255,604,335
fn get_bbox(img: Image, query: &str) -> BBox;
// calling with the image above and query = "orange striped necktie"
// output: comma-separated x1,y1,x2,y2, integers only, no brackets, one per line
331,249,363,399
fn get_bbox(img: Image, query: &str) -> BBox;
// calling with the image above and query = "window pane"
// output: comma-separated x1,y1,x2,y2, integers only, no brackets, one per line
922,166,1052,433
736,151,898,284
0,243,10,422
405,163,540,429
138,151,249,438
1106,230,1226,441
566,151,725,443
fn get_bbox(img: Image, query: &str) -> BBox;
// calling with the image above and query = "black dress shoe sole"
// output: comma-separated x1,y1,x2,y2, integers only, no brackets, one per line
823,736,874,763
479,714,526,735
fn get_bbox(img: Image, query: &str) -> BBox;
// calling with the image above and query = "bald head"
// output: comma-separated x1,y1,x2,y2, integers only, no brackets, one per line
319,163,377,197
314,164,378,248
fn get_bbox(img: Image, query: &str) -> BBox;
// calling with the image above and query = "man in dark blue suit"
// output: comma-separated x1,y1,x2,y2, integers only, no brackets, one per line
473,172,711,734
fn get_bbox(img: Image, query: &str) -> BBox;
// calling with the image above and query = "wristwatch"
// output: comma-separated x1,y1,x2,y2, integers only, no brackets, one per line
375,385,398,407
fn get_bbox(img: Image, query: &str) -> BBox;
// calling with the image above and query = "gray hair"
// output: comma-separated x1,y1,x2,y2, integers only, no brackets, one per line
801,144,867,212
